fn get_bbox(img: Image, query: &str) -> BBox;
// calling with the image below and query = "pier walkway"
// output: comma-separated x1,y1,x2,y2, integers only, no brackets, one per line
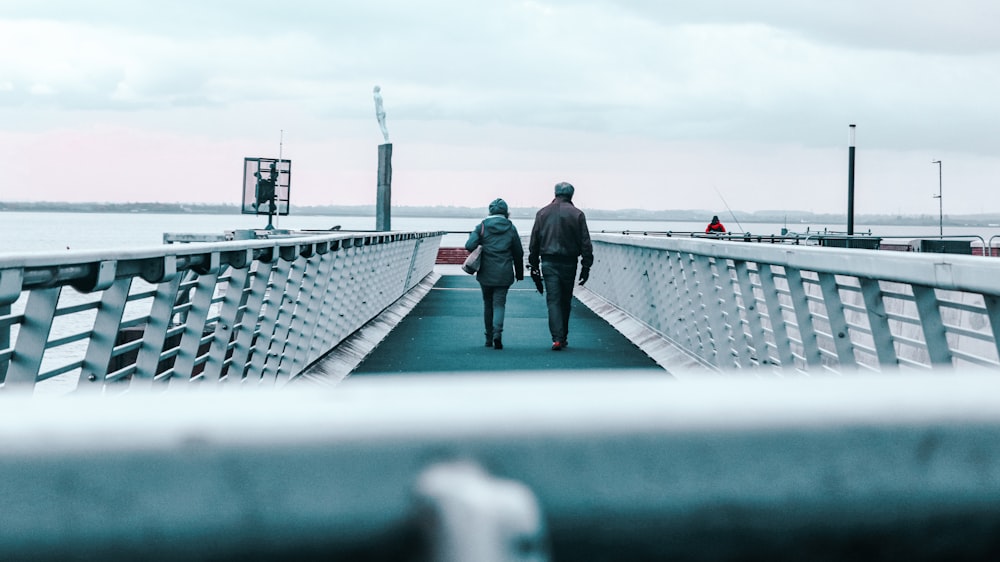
351,272,662,375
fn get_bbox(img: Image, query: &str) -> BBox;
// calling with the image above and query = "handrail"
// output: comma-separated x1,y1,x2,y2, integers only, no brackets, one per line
600,229,995,255
0,230,444,393
989,235,1000,257
2,373,1000,560
584,233,1000,373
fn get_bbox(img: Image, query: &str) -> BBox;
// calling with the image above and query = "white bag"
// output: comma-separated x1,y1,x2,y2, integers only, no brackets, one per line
462,246,482,274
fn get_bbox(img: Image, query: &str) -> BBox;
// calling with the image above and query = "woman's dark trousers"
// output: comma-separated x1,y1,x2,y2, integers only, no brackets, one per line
480,285,510,340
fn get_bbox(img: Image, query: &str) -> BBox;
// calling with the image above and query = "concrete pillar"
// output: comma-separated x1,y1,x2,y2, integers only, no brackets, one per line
376,143,393,231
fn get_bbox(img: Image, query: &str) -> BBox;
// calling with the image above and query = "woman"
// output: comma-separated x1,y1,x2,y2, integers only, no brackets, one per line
465,198,524,350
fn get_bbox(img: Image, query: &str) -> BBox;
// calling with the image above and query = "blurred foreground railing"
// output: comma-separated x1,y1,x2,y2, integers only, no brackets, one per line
585,234,1000,373
0,231,442,393
1,373,999,561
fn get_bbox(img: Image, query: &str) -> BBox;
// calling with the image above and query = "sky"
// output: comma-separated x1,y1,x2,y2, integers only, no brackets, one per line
1,0,998,215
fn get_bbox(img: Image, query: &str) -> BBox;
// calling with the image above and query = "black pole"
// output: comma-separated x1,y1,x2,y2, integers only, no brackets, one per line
932,160,942,238
376,143,393,231
847,124,856,236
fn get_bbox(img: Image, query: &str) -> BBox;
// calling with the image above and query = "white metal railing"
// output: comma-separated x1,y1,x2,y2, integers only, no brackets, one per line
2,372,1000,560
585,233,1000,373
0,231,442,393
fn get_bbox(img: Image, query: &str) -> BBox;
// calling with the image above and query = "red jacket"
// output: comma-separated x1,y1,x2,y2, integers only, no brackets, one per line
706,221,726,233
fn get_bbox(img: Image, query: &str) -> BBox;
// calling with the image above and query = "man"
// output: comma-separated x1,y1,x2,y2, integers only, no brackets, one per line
528,181,594,351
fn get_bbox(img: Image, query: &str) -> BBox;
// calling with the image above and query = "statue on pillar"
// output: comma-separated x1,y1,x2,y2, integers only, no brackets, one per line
373,85,390,144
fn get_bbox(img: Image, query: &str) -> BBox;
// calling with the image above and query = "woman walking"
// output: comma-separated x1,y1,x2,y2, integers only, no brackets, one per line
465,198,524,349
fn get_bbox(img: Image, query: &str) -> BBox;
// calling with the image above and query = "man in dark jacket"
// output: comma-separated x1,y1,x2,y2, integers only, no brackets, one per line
528,182,593,351
465,198,524,349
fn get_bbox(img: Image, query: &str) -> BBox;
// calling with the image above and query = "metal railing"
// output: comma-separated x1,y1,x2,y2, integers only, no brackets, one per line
0,231,443,393
600,228,998,253
3,372,1000,560
585,233,1000,373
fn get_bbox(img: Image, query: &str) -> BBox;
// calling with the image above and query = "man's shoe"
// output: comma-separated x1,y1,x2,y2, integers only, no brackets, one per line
493,337,503,350
551,341,563,351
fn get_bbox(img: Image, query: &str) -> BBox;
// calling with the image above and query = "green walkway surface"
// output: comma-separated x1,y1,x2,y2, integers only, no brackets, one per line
352,274,663,375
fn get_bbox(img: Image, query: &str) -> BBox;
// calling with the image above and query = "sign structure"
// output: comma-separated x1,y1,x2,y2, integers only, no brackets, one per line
241,158,292,217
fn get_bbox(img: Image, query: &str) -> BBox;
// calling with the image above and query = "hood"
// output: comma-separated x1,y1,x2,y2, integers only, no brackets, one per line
482,215,514,235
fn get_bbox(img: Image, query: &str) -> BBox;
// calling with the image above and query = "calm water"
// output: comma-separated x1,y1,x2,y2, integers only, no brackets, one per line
2,211,999,253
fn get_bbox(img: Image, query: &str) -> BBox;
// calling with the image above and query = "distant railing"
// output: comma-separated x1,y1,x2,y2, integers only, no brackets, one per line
585,234,1000,373
0,231,443,393
600,229,999,254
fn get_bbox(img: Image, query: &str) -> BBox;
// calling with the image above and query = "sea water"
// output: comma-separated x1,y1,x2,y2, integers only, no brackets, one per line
3,211,998,253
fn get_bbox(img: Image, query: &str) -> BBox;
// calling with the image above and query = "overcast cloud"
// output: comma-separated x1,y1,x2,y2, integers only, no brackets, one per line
1,0,997,215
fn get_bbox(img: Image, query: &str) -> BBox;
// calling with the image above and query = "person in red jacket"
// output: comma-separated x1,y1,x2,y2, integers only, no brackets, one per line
705,215,726,234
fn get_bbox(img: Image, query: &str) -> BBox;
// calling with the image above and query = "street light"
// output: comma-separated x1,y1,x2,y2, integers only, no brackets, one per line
847,124,856,235
932,160,942,238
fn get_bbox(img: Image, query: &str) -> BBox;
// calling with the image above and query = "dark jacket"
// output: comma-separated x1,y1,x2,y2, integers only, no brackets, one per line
528,197,594,270
465,215,524,287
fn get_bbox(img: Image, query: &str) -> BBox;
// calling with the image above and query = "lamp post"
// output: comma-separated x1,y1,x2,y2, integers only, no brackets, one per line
847,124,856,236
932,160,942,238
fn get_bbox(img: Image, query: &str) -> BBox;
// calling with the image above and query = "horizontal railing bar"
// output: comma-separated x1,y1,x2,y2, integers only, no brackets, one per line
106,364,136,382
885,312,921,324
817,348,839,361
46,331,91,349
938,299,988,314
950,349,1000,367
897,356,931,369
128,288,158,301
944,325,994,341
0,315,20,328
37,361,83,382
53,300,101,317
893,335,929,348
841,302,867,314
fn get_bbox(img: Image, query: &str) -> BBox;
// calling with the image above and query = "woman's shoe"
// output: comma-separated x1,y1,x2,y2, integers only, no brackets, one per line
493,336,503,350
485,332,493,347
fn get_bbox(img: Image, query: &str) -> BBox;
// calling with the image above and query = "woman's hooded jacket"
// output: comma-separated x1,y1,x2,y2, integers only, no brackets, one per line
465,199,524,287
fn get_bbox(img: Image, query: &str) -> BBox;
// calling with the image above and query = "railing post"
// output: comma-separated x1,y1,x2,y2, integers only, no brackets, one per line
415,461,550,562
3,288,60,391
79,278,132,389
201,265,252,384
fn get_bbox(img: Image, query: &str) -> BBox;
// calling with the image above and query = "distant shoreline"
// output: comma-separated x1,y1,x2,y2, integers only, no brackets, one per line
2,201,997,227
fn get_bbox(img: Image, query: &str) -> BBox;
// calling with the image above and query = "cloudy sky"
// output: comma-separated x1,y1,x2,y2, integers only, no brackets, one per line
2,0,998,215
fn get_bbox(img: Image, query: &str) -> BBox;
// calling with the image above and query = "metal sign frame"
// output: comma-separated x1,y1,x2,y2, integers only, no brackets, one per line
241,158,292,217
